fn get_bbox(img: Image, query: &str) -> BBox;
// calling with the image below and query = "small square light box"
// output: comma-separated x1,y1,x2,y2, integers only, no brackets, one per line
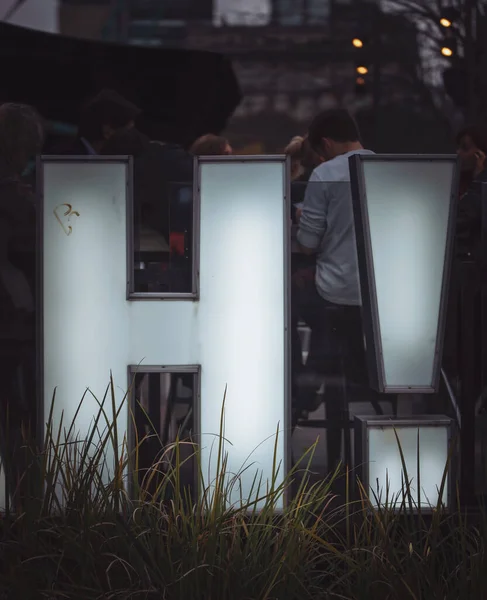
354,415,453,510
349,155,459,393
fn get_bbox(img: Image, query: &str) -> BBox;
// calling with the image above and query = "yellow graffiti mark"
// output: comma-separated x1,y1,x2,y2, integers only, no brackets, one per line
53,203,80,236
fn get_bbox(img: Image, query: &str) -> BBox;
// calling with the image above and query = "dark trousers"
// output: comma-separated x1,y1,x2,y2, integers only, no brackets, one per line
291,268,366,396
291,269,372,472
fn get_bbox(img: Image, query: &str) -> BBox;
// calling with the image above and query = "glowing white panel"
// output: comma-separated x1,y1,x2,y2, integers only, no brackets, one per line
368,424,450,509
350,156,458,392
42,161,130,475
41,157,289,509
213,0,271,25
198,161,287,507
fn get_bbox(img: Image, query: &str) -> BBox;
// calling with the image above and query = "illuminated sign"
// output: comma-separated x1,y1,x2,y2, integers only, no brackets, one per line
350,155,459,393
39,155,290,508
355,415,452,510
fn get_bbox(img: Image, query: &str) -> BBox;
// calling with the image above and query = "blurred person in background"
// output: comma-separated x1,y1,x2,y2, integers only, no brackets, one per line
301,134,324,178
190,134,232,156
285,136,307,223
455,124,487,261
101,127,158,232
292,109,373,418
60,89,141,155
285,136,305,182
295,108,371,334
456,124,487,198
101,127,192,239
442,125,487,400
0,103,44,502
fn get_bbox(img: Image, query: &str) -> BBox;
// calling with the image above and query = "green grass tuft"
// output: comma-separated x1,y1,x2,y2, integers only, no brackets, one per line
0,375,484,599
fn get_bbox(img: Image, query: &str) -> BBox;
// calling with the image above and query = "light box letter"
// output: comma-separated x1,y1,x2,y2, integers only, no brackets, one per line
40,156,290,508
368,424,449,509
350,156,458,393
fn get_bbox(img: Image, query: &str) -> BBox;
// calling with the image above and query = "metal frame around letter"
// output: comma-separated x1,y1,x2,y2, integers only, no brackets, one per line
127,158,199,300
194,155,292,507
127,364,201,500
36,155,133,448
37,154,291,507
349,154,460,394
354,414,454,512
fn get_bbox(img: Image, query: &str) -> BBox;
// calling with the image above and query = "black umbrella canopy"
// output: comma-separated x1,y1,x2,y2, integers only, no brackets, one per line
0,22,242,146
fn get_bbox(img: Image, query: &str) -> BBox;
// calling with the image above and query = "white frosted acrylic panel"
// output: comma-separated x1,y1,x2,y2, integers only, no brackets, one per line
43,162,130,464
362,160,455,388
368,425,449,508
199,162,286,508
42,159,287,508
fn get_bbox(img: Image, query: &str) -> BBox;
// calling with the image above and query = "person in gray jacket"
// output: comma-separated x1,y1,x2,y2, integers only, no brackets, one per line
292,109,373,410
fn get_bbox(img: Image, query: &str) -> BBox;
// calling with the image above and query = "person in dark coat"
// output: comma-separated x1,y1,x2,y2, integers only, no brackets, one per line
455,124,487,261
190,134,232,156
0,103,43,505
100,127,193,241
58,89,141,155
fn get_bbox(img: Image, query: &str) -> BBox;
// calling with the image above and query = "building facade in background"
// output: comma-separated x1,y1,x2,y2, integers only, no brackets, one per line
57,0,451,152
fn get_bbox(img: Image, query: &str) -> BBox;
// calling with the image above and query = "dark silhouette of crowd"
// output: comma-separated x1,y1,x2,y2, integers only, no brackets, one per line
0,103,43,497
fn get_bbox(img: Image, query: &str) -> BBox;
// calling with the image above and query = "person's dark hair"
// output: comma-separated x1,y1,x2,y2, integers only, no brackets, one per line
100,127,151,157
79,89,141,143
301,135,323,170
308,108,360,150
0,103,44,178
456,123,487,154
190,134,229,156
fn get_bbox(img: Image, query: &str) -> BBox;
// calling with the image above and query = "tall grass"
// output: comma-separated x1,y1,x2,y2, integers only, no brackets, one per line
0,376,485,599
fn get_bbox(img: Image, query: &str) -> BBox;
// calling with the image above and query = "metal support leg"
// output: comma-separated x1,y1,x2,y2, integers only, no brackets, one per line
460,276,478,505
